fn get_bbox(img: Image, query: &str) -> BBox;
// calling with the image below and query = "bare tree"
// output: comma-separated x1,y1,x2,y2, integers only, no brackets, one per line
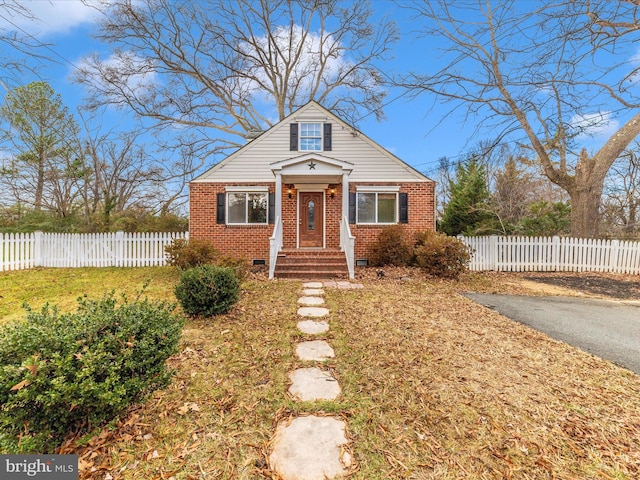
79,125,178,229
74,0,397,169
601,145,640,237
0,1,51,90
402,0,640,237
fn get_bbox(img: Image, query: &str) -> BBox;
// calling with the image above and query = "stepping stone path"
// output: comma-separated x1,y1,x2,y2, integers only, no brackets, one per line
288,367,341,401
297,306,330,317
296,340,335,361
268,280,364,479
297,296,325,306
297,320,329,334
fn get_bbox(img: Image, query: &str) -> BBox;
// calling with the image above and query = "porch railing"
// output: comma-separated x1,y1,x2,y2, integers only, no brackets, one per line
340,216,355,279
269,216,283,279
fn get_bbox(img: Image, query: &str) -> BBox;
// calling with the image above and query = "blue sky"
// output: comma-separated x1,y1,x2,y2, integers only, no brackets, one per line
1,0,636,180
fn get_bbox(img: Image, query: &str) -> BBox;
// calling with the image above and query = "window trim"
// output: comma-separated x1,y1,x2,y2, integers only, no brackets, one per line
225,185,269,192
226,190,269,225
299,122,323,152
356,191,399,225
356,185,401,193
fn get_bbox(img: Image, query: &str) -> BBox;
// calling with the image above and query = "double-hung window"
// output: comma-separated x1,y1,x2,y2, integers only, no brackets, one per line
356,187,399,224
299,123,322,151
226,187,268,224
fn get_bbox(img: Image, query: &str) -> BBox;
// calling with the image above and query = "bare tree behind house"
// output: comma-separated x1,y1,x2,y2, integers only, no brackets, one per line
74,0,397,171
402,0,640,237
601,145,640,237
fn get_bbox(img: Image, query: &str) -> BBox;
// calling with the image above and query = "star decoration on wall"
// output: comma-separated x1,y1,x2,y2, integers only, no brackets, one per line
308,161,316,170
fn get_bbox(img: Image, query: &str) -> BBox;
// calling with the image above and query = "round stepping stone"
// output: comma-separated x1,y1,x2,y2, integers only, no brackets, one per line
288,367,341,401
303,281,324,289
303,288,325,296
296,340,334,361
298,296,325,306
298,306,329,318
269,416,352,480
297,320,329,334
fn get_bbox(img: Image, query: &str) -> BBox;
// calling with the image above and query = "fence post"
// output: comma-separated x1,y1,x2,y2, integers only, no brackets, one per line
552,236,560,271
33,231,43,267
116,231,124,267
610,239,620,274
489,235,498,271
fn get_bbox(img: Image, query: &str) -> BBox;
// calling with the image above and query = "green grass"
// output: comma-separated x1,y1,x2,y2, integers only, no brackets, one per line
0,267,179,325
1,268,639,479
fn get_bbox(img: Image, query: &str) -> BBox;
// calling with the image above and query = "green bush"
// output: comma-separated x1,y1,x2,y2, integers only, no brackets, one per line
174,265,240,317
217,255,249,282
413,230,472,279
368,225,413,267
165,238,219,269
0,293,183,453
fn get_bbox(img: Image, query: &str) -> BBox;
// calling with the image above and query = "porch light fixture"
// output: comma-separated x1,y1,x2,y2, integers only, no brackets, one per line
329,186,336,198
288,186,293,199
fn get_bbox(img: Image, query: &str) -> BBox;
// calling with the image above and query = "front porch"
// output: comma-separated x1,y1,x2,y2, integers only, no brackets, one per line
268,154,355,279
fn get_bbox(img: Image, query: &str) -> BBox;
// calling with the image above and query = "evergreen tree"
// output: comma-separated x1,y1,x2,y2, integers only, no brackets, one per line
0,81,80,212
439,155,493,236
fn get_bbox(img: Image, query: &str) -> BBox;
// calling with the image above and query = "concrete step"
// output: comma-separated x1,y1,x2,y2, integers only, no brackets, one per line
275,270,348,280
274,250,348,279
276,263,347,271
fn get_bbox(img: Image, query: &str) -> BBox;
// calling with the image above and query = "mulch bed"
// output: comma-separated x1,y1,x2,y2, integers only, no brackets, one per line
523,272,640,299
355,265,640,300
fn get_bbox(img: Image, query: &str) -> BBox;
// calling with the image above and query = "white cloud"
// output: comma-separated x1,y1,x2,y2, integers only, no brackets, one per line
75,50,158,100
0,0,109,37
570,111,620,140
237,25,360,101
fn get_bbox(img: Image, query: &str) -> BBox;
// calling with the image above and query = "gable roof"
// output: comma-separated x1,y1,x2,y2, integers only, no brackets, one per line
191,101,433,183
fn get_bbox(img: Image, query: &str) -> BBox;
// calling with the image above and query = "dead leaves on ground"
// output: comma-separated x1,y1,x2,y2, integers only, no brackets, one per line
53,276,640,479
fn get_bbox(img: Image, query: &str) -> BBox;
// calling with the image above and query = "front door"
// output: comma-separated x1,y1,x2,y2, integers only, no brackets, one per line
299,191,324,247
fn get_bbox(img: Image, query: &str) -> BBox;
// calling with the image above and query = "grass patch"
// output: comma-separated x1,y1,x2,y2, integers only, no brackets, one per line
0,267,179,325
1,268,639,478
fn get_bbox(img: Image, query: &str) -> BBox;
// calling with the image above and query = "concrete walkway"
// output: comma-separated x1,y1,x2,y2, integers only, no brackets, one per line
268,280,363,480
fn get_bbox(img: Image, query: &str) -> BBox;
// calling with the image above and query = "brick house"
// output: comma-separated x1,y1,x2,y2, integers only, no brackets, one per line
189,101,435,279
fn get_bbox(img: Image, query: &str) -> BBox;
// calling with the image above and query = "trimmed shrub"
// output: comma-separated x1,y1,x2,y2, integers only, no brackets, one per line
165,238,219,269
174,265,240,317
0,294,183,453
165,239,249,280
368,225,413,267
217,255,250,282
413,231,472,279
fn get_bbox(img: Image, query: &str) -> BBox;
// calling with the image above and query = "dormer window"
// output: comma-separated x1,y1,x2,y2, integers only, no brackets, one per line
300,123,322,151
290,122,332,152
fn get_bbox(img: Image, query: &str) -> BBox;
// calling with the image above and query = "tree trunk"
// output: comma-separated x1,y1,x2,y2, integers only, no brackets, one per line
34,152,45,211
568,186,603,238
568,151,607,238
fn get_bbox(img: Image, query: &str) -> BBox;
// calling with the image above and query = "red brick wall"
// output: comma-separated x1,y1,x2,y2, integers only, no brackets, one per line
349,182,436,259
189,182,274,261
189,181,435,263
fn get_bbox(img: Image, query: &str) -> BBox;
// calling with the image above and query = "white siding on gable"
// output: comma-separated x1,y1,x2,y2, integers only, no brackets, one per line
192,103,430,183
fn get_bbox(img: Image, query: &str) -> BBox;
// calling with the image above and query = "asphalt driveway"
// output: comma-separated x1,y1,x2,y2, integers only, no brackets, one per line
463,294,640,375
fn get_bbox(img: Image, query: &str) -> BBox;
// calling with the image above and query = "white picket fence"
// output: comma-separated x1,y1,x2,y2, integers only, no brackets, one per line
0,231,188,271
460,235,640,274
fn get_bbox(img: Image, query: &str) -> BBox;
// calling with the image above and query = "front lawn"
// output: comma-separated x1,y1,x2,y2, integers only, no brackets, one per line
1,268,639,479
